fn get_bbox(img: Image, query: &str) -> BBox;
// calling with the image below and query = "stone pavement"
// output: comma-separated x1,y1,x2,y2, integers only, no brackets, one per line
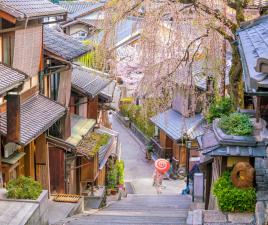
110,113,185,195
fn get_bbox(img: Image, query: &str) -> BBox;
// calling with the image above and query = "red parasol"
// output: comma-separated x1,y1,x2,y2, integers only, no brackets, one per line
155,159,170,173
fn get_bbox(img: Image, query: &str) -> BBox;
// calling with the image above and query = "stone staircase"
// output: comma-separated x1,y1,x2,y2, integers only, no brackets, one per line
53,194,192,225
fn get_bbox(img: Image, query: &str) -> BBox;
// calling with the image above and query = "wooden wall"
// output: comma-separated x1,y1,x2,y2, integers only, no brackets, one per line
35,134,50,190
97,167,106,186
87,96,98,120
80,156,98,182
49,147,65,194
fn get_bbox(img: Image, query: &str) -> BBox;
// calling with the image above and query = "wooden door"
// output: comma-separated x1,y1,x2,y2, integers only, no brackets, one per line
49,147,65,194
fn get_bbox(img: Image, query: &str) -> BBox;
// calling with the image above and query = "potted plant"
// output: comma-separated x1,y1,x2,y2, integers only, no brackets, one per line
107,162,118,195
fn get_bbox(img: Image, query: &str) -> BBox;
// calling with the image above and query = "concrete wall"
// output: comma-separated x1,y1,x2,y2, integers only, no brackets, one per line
22,190,49,225
0,189,49,225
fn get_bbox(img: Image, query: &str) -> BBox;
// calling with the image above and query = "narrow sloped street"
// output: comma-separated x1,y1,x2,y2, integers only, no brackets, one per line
109,113,185,195
53,114,190,225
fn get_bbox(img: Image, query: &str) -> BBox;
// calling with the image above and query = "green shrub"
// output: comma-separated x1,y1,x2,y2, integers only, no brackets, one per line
120,103,155,137
213,172,256,212
7,176,42,200
206,97,234,123
219,113,253,136
116,160,124,185
107,161,118,189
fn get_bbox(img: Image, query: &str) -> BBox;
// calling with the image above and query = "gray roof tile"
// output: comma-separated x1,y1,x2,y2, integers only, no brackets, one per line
44,27,91,61
0,0,66,20
0,64,26,95
237,16,268,90
72,66,110,97
0,94,66,145
150,109,204,141
202,144,266,157
59,1,104,19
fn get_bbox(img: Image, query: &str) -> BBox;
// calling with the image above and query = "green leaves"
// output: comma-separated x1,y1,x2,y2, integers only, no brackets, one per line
107,160,125,188
206,97,234,123
120,104,155,138
213,172,256,212
219,112,253,136
7,176,42,200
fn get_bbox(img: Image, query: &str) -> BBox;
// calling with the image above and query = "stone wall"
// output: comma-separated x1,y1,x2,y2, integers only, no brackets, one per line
187,210,255,225
0,189,49,225
255,157,268,225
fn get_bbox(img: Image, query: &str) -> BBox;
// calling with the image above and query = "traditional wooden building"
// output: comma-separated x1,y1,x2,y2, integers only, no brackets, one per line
237,15,268,121
70,65,111,121
0,0,67,189
150,109,204,168
59,1,105,40
43,25,118,195
199,118,266,209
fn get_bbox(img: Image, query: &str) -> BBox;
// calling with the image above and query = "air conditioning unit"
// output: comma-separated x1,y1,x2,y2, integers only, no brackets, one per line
4,143,18,158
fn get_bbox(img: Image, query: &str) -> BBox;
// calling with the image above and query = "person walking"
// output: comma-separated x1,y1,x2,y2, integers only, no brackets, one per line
153,169,164,194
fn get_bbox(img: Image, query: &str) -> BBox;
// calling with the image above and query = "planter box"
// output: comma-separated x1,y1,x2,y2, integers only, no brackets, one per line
0,189,49,225
213,119,257,146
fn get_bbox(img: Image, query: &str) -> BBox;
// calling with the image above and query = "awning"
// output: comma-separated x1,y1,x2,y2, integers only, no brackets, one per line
202,144,266,158
0,64,27,95
0,94,66,146
66,114,96,146
150,109,204,141
47,135,75,151
2,152,26,165
75,133,112,158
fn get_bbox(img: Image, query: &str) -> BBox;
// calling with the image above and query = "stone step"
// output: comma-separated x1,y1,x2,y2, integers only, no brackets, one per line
53,194,191,225
60,216,187,224
96,210,189,217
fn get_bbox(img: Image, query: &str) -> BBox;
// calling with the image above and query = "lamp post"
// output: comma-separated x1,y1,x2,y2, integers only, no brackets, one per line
185,140,192,194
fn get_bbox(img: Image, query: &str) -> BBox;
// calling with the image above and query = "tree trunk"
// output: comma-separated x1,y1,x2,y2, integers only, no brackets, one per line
229,44,244,109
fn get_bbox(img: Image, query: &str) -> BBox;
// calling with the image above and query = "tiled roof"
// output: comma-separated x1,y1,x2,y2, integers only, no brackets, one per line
0,64,26,95
0,0,66,20
150,109,204,141
44,27,91,61
100,80,116,102
72,66,111,97
202,144,266,157
59,1,104,19
88,17,141,47
237,16,268,91
0,94,66,145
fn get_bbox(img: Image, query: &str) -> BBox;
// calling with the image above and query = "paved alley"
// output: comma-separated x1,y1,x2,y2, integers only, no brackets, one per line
110,113,185,195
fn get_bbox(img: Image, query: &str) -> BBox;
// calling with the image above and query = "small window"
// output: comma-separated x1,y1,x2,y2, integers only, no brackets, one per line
2,32,14,66
50,73,60,101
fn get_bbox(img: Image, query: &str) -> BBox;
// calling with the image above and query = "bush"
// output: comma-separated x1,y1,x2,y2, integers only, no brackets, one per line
107,163,118,189
120,103,155,137
7,176,42,200
213,172,256,212
219,113,253,136
116,160,124,185
206,97,233,123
